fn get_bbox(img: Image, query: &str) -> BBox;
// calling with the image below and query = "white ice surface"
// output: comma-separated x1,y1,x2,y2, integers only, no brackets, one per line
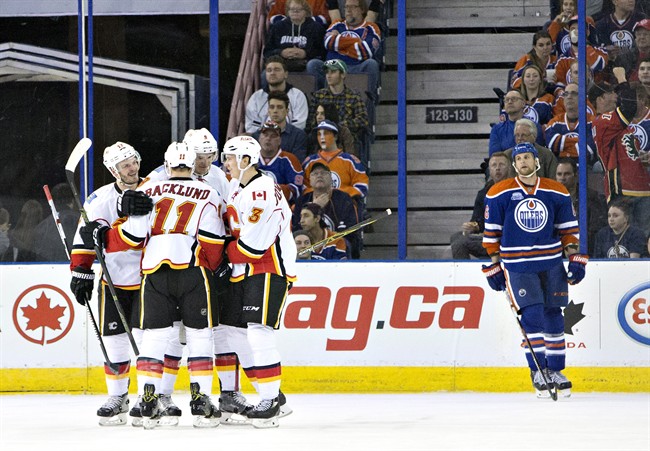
1,393,649,451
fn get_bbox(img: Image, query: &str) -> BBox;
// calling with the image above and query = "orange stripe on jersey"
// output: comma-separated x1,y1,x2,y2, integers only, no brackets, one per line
545,341,566,349
188,357,213,373
255,363,281,382
501,246,562,258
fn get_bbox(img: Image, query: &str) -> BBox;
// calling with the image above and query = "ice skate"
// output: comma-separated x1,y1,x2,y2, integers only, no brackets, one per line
219,390,253,425
278,390,293,418
140,383,163,430
247,397,280,429
547,370,572,398
158,394,182,426
189,382,220,428
530,370,554,399
129,395,143,427
97,393,129,426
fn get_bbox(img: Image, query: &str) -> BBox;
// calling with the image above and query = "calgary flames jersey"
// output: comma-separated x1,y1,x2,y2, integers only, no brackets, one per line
224,173,297,282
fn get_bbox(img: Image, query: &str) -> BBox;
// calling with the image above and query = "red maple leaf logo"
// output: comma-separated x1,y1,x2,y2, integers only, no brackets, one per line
21,291,66,344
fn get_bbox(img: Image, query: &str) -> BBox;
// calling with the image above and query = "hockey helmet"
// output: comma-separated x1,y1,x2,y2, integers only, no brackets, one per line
511,142,538,159
103,142,141,180
183,128,218,155
164,141,196,176
220,135,261,171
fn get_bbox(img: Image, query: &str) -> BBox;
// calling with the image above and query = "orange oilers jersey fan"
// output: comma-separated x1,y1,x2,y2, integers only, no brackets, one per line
225,175,297,283
106,179,226,274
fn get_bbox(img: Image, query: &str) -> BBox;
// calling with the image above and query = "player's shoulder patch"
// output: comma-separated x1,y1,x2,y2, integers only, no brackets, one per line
87,192,98,203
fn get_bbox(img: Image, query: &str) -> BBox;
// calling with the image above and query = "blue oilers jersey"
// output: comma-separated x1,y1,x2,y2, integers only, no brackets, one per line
483,177,579,273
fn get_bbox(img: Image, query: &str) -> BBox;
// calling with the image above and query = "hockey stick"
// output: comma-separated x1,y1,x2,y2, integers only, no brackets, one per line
298,208,392,256
503,290,557,401
64,138,140,356
43,184,120,374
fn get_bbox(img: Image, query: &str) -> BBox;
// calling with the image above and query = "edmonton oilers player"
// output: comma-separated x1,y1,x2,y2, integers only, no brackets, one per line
481,142,588,398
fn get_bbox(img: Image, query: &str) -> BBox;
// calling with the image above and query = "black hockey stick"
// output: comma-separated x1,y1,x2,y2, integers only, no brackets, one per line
43,184,120,374
64,138,139,356
298,208,392,256
504,290,557,401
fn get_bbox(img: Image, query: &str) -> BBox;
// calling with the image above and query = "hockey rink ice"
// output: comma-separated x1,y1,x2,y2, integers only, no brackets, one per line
1,392,648,451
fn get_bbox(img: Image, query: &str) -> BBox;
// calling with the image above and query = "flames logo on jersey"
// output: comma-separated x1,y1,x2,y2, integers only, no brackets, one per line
610,30,634,49
621,132,641,160
514,198,548,233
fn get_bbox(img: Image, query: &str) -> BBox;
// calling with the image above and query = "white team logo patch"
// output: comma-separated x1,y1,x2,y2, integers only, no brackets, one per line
519,289,527,297
511,192,524,201
201,308,207,316
514,198,548,233
108,322,118,330
330,172,341,190
560,35,571,56
610,30,634,49
523,106,539,123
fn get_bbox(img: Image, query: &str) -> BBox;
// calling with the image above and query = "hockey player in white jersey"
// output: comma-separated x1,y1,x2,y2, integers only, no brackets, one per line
220,135,297,428
69,142,153,426
82,142,227,429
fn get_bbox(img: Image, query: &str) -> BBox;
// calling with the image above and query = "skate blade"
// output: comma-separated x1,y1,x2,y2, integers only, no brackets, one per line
143,417,161,430
279,404,293,418
158,415,180,426
193,415,220,428
98,413,127,426
556,387,571,398
130,417,143,427
535,388,552,399
251,416,280,429
219,411,251,426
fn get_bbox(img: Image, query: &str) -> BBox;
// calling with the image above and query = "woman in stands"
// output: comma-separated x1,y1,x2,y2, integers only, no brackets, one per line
519,65,556,126
511,31,557,89
308,103,356,156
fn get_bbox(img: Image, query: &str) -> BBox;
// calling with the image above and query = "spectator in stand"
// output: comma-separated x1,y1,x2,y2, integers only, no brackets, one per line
588,81,619,114
245,55,309,133
329,0,384,23
552,61,596,116
546,83,597,163
547,0,577,56
1,199,43,262
0,208,10,257
264,0,326,78
549,8,599,58
308,102,356,155
299,202,347,260
31,183,79,261
450,152,510,260
511,31,557,89
320,0,382,100
252,90,308,162
256,121,305,205
489,90,545,156
292,161,360,258
613,19,650,81
595,0,646,63
555,158,608,251
519,65,556,126
293,229,313,260
268,0,331,27
308,59,370,149
593,198,647,258
593,78,650,236
635,57,650,95
554,16,608,89
504,118,559,179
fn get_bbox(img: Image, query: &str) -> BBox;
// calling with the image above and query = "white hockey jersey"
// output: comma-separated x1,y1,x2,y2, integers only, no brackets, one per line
106,177,226,274
147,164,229,202
70,183,143,289
224,173,297,282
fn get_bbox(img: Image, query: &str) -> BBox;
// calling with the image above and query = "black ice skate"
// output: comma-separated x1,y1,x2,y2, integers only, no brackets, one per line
129,395,143,427
219,390,253,425
278,390,293,418
247,397,280,429
546,370,572,397
158,394,182,426
97,393,129,426
189,382,220,428
530,370,554,399
140,383,163,430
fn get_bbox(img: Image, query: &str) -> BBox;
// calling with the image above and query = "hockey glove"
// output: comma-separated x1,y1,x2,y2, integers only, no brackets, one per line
117,190,153,217
567,254,588,285
79,221,110,250
70,266,94,305
482,262,506,291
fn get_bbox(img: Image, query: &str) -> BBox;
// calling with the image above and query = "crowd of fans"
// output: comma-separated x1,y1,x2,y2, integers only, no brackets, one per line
456,0,650,259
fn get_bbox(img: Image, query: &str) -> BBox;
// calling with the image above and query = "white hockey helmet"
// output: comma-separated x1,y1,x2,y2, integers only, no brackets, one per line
164,141,196,176
183,128,218,155
103,142,141,180
220,135,261,172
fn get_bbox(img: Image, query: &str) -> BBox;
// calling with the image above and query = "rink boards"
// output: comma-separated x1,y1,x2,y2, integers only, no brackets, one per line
1,261,649,393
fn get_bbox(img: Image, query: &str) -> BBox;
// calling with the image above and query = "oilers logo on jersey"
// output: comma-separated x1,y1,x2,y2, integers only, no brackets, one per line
629,124,648,152
610,30,634,49
523,106,539,123
514,198,548,233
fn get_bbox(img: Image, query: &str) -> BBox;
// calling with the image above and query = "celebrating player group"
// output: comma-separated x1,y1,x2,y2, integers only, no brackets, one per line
68,129,296,429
